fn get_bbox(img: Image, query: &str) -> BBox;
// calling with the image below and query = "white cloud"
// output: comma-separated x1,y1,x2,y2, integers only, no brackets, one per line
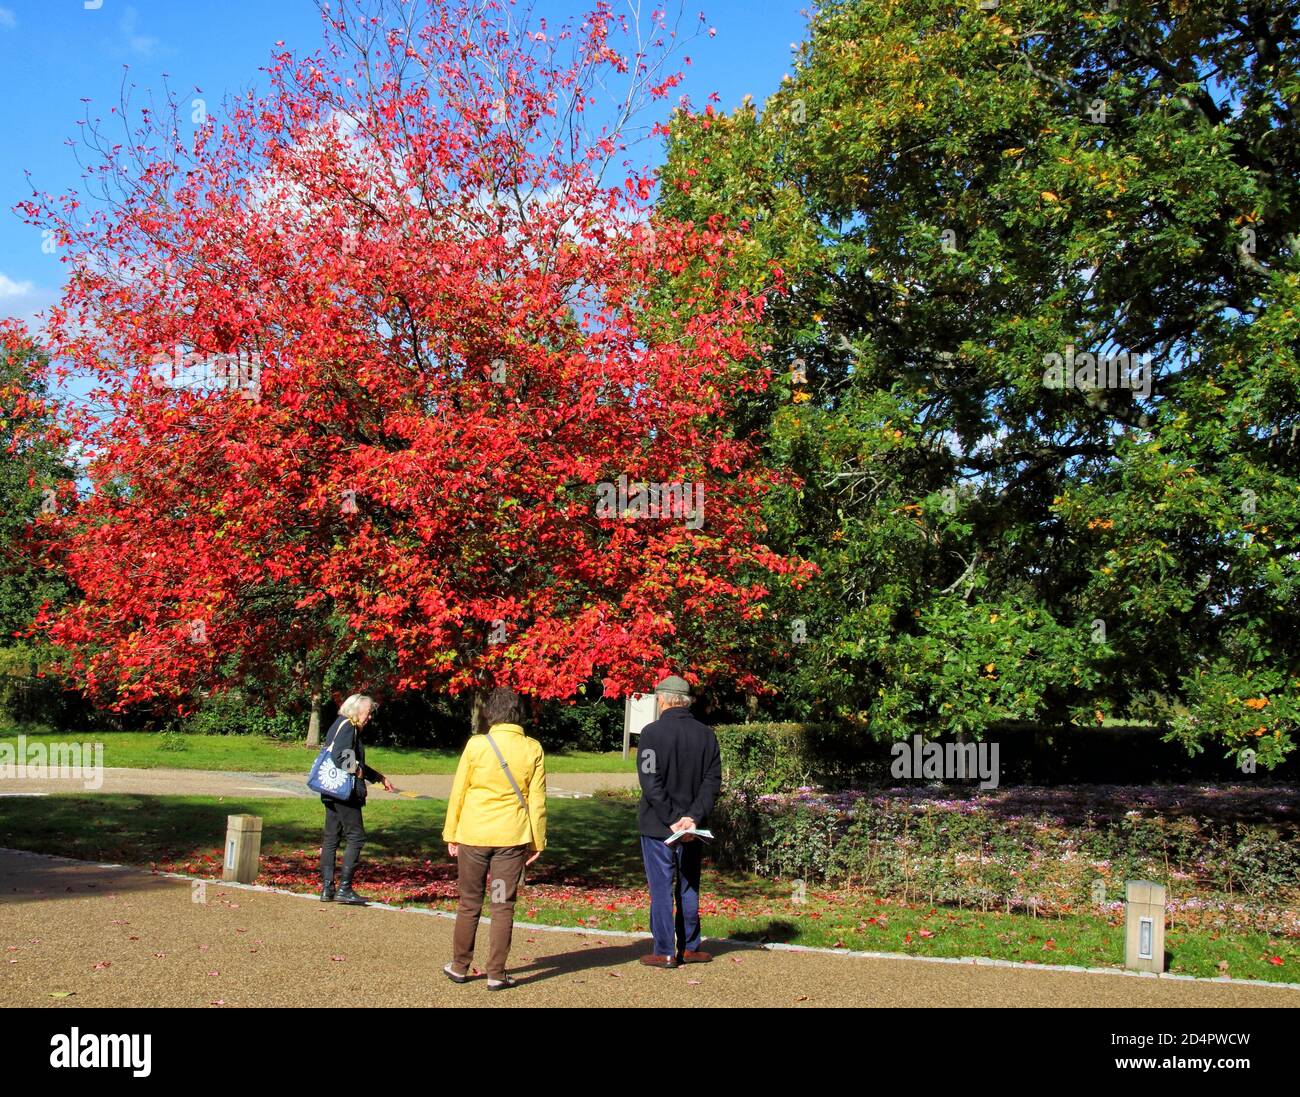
117,5,164,60
0,8,16,30
0,271,59,332
0,272,34,299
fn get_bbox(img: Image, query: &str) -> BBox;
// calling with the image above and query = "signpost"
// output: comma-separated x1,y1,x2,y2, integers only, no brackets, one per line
622,693,657,761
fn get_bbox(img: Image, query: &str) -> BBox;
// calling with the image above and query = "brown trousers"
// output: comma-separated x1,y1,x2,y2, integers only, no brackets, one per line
451,844,528,981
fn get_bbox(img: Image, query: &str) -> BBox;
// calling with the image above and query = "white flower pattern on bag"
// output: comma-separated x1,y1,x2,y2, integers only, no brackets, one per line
317,758,349,792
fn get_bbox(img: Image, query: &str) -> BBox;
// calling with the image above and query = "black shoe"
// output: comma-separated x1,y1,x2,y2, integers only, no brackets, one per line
335,883,367,906
320,884,336,902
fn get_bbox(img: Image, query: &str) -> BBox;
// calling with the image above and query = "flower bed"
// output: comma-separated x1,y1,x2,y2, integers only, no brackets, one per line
711,782,1300,934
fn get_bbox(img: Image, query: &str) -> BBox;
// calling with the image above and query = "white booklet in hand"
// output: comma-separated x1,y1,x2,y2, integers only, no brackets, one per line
664,828,714,845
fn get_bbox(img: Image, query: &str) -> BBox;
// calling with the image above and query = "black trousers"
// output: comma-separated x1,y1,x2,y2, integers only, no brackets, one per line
320,798,366,883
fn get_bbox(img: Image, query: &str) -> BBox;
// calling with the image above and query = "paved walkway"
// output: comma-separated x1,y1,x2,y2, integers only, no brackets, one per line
0,767,636,800
1,849,1294,1008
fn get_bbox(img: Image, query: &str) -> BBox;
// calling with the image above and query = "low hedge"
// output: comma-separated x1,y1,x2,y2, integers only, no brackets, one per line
710,782,1300,922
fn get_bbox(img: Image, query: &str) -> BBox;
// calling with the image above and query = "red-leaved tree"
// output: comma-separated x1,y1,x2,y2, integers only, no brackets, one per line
20,0,811,738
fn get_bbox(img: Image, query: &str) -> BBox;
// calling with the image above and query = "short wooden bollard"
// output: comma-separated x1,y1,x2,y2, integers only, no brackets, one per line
1124,880,1166,973
223,814,262,884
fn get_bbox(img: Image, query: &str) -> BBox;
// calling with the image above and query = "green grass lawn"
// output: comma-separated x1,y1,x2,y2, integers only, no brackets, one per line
0,730,633,774
2,792,1296,985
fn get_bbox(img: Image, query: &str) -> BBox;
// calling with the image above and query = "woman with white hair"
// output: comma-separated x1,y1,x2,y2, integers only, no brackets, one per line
319,693,393,905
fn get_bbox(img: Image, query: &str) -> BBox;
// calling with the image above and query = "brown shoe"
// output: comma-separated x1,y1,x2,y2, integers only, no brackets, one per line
639,954,678,969
680,950,713,964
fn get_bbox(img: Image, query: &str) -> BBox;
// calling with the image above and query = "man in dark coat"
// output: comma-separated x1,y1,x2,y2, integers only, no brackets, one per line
635,675,722,968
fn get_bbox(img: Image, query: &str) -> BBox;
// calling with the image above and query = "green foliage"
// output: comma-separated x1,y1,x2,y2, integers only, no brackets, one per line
713,790,1300,910
542,699,623,753
157,729,189,753
184,689,306,740
659,0,1300,762
0,643,87,729
716,722,880,792
714,719,1297,790
0,337,69,640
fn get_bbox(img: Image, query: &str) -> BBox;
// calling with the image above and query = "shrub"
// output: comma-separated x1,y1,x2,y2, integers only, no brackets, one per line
712,784,1300,916
0,644,98,730
185,690,305,739
540,699,622,753
715,722,882,793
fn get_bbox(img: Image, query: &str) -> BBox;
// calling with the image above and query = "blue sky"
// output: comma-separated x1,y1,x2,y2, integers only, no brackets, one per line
0,0,814,333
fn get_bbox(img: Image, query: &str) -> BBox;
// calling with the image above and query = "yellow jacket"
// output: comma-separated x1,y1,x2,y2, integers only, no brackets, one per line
442,724,547,851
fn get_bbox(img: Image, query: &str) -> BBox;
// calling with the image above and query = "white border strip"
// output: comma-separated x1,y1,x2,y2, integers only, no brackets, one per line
2,846,1297,993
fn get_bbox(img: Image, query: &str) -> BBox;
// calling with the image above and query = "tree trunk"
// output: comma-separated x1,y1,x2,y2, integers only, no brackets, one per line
470,689,489,736
306,676,324,748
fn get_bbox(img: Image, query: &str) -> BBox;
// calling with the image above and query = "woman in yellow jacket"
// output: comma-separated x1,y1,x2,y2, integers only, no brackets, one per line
443,686,547,990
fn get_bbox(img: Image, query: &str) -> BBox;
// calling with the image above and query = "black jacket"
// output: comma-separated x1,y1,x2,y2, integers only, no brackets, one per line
636,706,723,839
322,716,386,806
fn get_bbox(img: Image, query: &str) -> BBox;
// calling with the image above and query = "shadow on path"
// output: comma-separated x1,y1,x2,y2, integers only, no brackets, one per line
507,935,756,986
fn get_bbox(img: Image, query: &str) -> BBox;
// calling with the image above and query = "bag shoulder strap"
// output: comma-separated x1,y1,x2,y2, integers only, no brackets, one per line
484,732,528,813
324,720,352,759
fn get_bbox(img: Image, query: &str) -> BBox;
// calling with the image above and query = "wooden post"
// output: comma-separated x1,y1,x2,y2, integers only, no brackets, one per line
223,814,263,884
1124,879,1166,973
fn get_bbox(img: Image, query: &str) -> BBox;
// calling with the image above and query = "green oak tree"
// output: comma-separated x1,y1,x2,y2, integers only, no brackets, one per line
658,0,1299,765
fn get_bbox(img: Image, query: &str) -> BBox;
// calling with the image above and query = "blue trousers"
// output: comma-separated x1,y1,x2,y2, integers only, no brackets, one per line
640,834,703,958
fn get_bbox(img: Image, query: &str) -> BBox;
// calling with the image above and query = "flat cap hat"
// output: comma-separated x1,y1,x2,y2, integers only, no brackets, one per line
653,674,692,696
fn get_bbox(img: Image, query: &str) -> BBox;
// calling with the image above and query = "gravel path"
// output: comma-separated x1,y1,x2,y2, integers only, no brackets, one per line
1,849,1294,1008
0,767,635,800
